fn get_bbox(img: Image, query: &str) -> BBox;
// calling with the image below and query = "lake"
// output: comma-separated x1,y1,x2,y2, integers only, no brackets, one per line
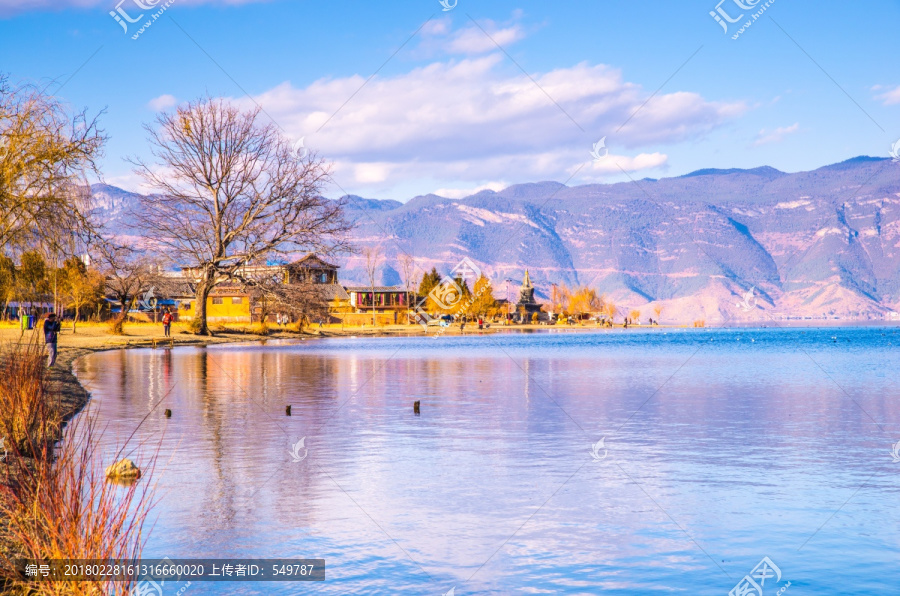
73,328,900,595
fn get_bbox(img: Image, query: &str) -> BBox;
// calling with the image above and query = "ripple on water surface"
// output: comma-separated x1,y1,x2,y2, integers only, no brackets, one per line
74,328,900,595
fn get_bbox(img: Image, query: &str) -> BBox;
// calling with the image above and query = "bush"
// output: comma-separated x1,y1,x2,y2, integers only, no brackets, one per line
188,318,203,334
108,314,125,335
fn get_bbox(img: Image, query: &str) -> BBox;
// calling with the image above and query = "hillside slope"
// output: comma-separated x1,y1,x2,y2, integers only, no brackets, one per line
95,156,900,323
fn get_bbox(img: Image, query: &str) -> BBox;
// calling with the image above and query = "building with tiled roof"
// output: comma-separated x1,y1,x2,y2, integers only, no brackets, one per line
172,254,411,325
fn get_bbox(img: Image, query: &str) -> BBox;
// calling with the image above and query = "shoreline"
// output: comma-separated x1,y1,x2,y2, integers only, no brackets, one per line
6,317,895,434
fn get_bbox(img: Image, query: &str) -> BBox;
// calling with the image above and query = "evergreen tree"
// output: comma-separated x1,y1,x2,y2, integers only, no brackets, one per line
418,267,441,297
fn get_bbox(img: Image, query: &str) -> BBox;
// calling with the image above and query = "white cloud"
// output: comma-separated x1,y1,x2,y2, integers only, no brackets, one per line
588,152,668,174
101,171,158,195
147,94,178,112
352,162,392,184
874,85,900,106
446,24,525,54
241,53,744,195
418,16,527,56
420,18,451,37
753,123,799,146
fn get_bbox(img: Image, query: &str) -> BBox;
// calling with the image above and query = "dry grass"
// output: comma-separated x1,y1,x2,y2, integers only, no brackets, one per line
0,338,156,595
187,318,203,334
0,335,60,458
107,315,125,336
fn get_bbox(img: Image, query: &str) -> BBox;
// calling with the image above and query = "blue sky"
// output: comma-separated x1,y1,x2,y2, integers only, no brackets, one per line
1,0,897,201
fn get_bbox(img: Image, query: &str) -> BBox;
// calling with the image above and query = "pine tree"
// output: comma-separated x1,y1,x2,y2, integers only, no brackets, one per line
418,267,441,297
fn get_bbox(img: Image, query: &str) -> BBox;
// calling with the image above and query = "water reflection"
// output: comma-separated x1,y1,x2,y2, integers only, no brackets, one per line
74,329,900,595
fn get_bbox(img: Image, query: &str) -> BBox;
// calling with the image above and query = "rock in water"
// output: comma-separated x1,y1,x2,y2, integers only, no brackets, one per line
105,459,142,480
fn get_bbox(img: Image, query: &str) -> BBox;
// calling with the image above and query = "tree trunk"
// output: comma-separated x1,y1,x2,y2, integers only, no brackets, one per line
195,279,213,336
73,304,79,333
119,298,129,322
258,295,270,326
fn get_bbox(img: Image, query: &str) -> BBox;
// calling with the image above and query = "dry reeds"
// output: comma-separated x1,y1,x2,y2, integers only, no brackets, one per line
0,335,156,596
0,334,59,458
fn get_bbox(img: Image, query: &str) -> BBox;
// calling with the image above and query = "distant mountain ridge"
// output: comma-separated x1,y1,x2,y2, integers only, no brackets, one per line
94,156,900,322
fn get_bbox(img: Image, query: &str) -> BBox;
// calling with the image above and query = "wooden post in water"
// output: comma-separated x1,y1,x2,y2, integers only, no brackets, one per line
413,401,420,415
285,405,292,416
164,409,172,418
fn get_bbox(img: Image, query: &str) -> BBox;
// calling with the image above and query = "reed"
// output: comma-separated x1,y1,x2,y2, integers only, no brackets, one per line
0,334,59,458
0,336,157,595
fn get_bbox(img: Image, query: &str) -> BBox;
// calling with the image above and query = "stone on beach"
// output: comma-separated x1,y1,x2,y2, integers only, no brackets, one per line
105,458,142,480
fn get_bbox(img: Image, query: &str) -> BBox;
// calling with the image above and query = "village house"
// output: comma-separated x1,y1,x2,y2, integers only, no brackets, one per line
343,286,411,325
173,254,410,325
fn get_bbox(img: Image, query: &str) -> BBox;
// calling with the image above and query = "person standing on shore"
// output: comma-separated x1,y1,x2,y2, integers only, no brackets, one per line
43,312,62,367
162,308,174,337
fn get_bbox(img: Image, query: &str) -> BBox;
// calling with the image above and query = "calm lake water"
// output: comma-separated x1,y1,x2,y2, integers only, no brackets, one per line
74,328,900,595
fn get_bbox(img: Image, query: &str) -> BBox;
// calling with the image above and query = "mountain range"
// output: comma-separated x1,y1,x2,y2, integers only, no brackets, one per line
92,156,900,323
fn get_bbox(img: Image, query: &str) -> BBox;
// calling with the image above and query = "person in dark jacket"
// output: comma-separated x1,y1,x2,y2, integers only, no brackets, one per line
43,312,62,366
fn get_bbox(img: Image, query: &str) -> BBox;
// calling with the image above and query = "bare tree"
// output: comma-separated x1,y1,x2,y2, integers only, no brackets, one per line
549,284,562,315
363,246,381,327
603,301,619,324
0,74,104,253
93,241,157,322
131,98,350,335
398,253,416,325
246,271,329,332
